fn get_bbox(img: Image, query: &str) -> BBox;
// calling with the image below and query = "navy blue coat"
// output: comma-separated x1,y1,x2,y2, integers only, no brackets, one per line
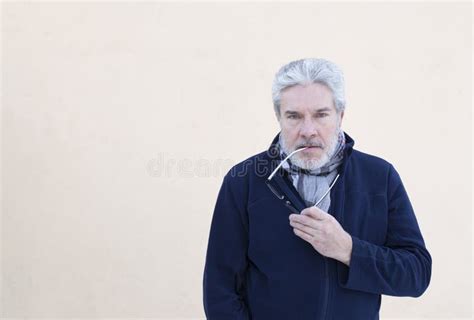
203,132,432,319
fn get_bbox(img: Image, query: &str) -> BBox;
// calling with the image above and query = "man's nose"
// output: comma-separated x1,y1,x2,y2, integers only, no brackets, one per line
300,118,318,139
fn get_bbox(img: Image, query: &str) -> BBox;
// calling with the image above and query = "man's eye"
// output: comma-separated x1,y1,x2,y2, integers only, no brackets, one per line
287,115,299,119
316,113,328,118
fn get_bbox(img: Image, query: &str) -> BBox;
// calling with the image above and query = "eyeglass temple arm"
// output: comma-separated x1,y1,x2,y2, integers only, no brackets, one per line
268,147,308,180
313,173,340,207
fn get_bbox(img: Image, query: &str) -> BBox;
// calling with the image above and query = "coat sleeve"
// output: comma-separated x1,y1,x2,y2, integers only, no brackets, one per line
203,173,250,319
337,164,432,297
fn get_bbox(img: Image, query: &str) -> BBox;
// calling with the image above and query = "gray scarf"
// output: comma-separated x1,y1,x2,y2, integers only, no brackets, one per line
278,130,345,211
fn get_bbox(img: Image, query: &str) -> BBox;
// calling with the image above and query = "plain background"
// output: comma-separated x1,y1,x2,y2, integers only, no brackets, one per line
1,1,472,319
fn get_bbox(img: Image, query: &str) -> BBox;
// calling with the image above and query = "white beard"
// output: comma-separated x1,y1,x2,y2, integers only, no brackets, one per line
280,128,341,170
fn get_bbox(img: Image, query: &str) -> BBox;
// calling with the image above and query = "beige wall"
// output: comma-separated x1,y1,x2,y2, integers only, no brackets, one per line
1,2,472,319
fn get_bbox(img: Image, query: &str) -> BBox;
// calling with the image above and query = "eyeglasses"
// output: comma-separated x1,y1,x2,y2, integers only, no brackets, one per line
266,147,340,212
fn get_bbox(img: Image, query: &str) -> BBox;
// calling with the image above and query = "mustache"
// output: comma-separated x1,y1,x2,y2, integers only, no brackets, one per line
296,142,324,149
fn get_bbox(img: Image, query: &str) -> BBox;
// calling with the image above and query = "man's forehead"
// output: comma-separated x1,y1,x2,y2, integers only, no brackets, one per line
280,84,336,112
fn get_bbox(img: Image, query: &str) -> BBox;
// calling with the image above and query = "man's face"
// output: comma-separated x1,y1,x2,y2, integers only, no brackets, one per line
278,82,344,170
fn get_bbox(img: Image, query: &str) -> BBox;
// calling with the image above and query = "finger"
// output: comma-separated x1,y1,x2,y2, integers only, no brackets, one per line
290,220,317,235
302,206,327,220
293,228,313,242
290,214,320,230
292,218,323,231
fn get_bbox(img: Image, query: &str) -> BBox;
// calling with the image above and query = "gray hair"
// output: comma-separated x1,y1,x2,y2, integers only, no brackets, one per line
272,58,346,116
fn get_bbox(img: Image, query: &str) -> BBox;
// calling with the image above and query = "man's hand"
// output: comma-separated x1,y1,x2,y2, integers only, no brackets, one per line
289,207,353,266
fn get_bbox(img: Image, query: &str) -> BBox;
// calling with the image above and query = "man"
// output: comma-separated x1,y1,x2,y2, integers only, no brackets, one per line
203,58,431,319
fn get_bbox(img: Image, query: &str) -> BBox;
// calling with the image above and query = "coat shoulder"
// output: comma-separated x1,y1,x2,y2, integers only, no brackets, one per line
350,148,393,171
347,149,396,190
219,151,270,205
225,151,271,180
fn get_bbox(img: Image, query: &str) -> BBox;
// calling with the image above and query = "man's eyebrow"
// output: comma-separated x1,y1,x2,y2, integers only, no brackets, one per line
314,107,332,112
